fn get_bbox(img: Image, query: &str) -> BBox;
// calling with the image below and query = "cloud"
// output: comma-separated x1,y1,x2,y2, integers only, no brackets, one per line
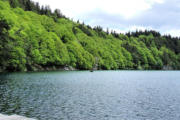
33,0,164,19
32,0,180,37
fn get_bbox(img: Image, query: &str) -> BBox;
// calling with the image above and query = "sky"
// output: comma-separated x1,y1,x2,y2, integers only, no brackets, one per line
33,0,180,37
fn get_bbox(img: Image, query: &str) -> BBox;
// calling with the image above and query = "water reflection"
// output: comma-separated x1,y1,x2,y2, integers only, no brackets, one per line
0,71,180,120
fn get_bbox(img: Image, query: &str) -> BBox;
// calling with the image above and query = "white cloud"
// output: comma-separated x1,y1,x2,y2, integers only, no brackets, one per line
32,0,180,37
32,0,164,19
163,29,180,37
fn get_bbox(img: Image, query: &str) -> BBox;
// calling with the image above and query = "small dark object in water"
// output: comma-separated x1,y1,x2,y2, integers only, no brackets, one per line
90,70,93,72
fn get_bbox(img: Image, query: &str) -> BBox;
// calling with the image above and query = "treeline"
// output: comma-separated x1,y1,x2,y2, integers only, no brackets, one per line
6,0,65,21
0,0,180,72
126,30,180,54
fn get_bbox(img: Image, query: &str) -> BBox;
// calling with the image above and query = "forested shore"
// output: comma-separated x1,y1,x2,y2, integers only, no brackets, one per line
0,0,180,72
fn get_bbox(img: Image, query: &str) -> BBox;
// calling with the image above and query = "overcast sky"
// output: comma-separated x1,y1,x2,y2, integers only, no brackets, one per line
33,0,180,37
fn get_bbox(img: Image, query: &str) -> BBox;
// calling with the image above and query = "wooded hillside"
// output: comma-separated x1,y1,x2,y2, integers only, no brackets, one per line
0,0,180,72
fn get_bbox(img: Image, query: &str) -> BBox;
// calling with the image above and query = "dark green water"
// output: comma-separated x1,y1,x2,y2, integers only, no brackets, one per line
0,71,180,120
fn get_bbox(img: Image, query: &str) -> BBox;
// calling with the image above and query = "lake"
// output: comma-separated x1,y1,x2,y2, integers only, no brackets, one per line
0,71,180,120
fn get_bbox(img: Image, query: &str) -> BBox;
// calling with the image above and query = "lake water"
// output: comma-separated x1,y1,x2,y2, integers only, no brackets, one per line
0,71,180,120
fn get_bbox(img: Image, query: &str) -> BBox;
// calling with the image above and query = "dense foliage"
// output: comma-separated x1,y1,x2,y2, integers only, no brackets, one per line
0,0,180,72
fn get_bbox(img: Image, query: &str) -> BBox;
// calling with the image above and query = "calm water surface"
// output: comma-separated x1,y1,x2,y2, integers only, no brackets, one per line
0,71,180,120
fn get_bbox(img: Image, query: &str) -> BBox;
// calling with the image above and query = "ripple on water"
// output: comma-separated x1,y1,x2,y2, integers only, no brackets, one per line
0,71,180,120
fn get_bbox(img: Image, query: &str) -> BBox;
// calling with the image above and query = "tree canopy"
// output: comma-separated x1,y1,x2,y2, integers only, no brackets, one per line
0,0,180,72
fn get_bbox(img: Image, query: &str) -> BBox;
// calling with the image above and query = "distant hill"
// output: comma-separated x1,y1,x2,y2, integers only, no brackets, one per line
0,0,180,72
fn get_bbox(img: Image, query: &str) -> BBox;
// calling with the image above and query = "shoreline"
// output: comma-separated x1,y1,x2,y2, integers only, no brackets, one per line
0,114,36,120
0,65,177,73
0,68,179,74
